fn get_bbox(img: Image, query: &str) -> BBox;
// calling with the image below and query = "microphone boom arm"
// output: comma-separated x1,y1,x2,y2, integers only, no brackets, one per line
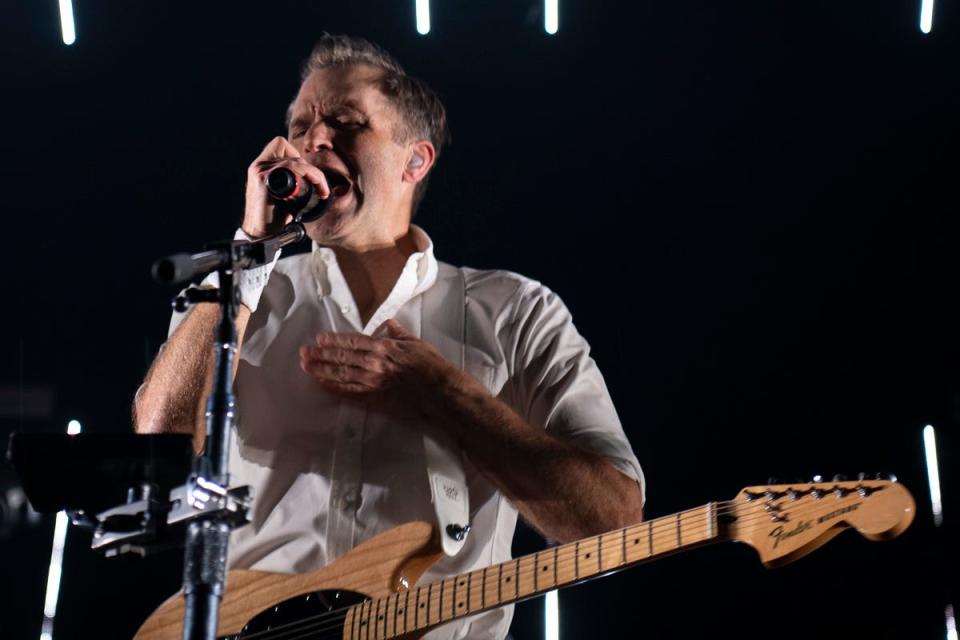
151,221,306,286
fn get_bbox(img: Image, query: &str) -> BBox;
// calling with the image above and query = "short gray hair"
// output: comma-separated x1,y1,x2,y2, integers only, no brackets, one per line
296,34,450,213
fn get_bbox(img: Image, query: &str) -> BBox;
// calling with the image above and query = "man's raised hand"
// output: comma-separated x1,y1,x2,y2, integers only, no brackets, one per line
242,137,330,239
298,319,465,415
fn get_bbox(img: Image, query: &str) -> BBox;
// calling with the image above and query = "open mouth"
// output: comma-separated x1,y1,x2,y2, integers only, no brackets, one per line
321,169,352,199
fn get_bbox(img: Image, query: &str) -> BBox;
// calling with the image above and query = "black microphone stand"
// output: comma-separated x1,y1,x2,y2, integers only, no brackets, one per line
151,216,312,640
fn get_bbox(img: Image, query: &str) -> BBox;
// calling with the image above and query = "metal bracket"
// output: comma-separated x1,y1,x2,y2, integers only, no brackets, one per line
89,478,252,558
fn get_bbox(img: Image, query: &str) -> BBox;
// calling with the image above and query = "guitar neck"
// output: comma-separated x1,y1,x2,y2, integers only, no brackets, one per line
344,503,723,639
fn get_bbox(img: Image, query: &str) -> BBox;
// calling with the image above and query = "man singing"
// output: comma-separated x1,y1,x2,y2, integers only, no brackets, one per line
135,34,644,639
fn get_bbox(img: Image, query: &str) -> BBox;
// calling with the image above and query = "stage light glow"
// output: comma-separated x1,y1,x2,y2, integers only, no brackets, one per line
545,589,559,640
42,511,69,619
58,0,76,45
416,0,431,35
946,604,957,640
39,420,82,640
923,425,943,526
920,0,934,33
545,0,559,34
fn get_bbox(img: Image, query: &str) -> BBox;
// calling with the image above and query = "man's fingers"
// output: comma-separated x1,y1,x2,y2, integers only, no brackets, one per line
253,157,330,198
255,136,301,162
287,159,330,198
314,332,386,354
302,345,388,374
384,319,414,339
249,138,331,198
244,137,326,238
315,379,373,395
372,318,414,340
299,357,382,389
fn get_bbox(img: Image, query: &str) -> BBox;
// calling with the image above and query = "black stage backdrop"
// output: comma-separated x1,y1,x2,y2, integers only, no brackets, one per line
1,1,957,638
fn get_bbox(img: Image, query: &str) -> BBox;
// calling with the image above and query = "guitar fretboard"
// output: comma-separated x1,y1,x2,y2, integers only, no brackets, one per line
344,503,720,639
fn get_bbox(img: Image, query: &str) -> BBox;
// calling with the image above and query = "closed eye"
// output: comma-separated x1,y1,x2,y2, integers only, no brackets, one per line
328,117,365,130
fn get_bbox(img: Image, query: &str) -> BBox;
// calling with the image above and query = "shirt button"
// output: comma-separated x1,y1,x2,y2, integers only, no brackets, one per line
341,304,351,314
340,493,360,510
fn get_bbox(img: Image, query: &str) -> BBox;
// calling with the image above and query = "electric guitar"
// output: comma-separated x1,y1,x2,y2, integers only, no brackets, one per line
136,478,915,640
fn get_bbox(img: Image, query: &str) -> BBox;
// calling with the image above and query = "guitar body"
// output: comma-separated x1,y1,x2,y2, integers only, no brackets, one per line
135,521,443,640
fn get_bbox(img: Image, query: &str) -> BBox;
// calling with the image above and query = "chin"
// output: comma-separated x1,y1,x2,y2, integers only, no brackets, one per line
304,207,355,245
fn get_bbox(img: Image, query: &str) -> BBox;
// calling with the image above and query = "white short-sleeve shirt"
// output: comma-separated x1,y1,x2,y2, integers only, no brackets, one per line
168,226,644,640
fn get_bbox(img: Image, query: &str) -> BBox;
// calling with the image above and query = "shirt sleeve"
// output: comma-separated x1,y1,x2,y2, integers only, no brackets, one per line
504,280,645,503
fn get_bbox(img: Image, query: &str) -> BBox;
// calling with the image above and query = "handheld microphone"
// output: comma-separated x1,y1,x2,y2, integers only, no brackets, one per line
265,167,328,222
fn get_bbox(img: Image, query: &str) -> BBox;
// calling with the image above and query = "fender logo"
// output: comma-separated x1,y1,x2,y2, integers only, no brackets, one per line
769,503,861,548
769,520,814,548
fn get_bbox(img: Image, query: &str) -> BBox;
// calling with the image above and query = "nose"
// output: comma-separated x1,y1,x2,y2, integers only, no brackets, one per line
303,119,335,153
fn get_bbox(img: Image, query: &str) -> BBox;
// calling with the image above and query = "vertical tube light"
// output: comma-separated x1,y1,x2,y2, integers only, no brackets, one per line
416,0,431,35
545,589,559,640
58,0,76,45
545,0,559,35
39,420,82,640
920,0,934,33
923,425,943,526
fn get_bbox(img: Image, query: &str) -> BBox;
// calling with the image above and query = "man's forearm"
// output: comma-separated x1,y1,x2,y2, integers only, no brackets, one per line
437,374,644,543
134,304,250,452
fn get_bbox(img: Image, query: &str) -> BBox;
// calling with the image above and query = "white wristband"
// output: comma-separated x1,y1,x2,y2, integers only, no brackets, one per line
235,228,281,312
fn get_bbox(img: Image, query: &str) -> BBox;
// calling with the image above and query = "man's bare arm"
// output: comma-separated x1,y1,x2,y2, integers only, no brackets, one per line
134,304,251,453
433,371,644,543
135,136,323,451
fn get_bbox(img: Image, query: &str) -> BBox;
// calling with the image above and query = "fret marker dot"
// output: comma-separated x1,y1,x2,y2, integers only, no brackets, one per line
634,539,639,544
458,602,464,608
585,553,591,558
419,603,425,609
505,577,511,583
542,566,549,572
398,609,404,615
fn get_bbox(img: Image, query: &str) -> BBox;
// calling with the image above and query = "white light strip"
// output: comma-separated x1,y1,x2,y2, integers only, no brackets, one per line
920,0,934,34
545,589,559,640
58,0,76,45
42,511,69,619
39,421,81,640
416,0,431,35
545,0,559,35
946,604,957,640
923,425,943,526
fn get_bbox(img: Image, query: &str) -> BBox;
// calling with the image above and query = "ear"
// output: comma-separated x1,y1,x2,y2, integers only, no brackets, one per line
402,139,436,186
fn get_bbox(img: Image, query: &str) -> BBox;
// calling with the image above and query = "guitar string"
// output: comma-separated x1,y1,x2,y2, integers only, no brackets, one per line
236,492,882,640
239,490,888,640
235,499,741,640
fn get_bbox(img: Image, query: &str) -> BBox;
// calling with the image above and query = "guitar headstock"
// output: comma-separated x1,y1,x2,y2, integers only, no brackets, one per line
722,477,915,567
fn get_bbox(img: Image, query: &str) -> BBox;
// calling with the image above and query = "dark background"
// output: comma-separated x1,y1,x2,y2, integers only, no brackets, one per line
2,1,958,638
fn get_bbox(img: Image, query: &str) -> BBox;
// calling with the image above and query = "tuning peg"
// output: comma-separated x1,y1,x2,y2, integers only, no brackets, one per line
767,477,780,485
874,472,897,482
811,474,824,483
832,474,848,482
857,472,868,481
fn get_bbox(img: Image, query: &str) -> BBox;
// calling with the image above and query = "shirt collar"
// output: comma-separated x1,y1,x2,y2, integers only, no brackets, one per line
311,225,439,332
